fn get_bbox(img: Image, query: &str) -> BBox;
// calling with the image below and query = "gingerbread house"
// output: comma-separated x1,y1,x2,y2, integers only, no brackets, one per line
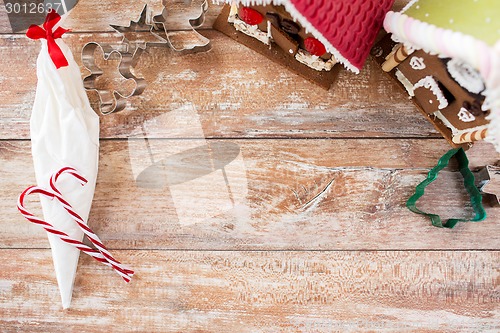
214,0,394,88
373,0,500,151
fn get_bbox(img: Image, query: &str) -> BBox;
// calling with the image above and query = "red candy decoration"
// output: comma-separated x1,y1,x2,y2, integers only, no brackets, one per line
239,7,264,25
304,37,327,56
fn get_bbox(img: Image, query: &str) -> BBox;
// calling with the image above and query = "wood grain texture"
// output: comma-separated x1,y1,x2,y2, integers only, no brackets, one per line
0,250,498,333
3,139,499,250
2,0,499,330
0,0,412,34
0,0,220,34
0,31,436,140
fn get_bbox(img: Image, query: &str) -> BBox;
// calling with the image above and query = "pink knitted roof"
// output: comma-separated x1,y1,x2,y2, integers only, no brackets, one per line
222,0,395,72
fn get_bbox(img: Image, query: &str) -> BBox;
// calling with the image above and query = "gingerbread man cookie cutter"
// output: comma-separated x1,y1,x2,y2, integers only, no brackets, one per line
82,42,147,115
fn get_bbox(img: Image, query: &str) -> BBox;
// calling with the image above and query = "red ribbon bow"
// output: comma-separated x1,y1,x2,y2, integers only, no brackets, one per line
26,10,69,69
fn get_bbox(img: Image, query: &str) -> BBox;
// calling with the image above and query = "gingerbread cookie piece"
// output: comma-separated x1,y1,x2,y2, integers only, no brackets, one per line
214,0,394,89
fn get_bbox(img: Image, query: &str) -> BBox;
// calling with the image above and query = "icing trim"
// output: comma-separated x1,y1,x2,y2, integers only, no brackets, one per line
295,49,337,71
233,17,271,45
231,12,336,71
413,76,448,109
384,11,500,152
446,58,485,94
395,69,415,97
384,12,494,84
434,111,488,137
216,0,360,72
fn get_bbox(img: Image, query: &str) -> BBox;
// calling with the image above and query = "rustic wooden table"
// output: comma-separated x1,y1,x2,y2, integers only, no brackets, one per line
0,1,499,332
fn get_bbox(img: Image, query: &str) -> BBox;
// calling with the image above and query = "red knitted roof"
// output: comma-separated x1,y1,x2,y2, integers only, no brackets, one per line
288,0,394,70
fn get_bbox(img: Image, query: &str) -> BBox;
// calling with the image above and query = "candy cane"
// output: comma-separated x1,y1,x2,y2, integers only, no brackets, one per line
49,167,134,278
17,170,133,282
17,186,132,281
50,167,87,189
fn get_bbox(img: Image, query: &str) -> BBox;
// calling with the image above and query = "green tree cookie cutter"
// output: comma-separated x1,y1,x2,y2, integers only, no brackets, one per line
407,148,486,228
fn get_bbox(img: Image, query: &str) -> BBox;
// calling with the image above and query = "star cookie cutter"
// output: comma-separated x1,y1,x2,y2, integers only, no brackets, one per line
82,42,147,115
406,148,487,229
152,0,211,53
476,164,500,206
82,2,211,114
110,5,170,58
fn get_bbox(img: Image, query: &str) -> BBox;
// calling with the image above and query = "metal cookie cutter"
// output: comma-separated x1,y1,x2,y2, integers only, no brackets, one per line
81,4,159,115
82,42,147,115
110,5,170,58
152,0,211,53
82,2,211,114
476,164,500,206
406,148,487,229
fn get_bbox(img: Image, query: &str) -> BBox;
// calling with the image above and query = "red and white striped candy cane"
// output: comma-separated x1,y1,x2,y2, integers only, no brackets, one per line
50,167,87,189
17,169,133,282
17,186,132,282
49,167,134,279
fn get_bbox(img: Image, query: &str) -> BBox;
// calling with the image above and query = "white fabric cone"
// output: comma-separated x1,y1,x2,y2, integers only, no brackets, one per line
31,38,99,308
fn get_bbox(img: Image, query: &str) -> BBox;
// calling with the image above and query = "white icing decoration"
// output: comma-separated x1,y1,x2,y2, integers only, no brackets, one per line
228,3,238,23
384,11,494,93
228,6,339,72
434,111,488,136
386,10,500,151
395,70,415,97
230,11,337,72
217,0,360,72
409,56,425,70
267,20,272,40
434,111,458,134
295,49,337,71
457,107,476,122
413,76,449,109
233,18,271,45
447,58,485,94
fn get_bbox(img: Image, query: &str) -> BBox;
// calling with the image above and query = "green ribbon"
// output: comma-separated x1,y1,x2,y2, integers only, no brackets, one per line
406,148,486,228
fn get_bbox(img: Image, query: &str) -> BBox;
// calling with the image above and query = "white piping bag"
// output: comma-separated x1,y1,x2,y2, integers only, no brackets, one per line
27,11,99,308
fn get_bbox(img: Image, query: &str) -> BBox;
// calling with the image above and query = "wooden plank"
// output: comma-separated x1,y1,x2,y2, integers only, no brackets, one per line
3,139,499,250
0,31,436,140
0,0,412,34
0,0,222,34
0,250,498,332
